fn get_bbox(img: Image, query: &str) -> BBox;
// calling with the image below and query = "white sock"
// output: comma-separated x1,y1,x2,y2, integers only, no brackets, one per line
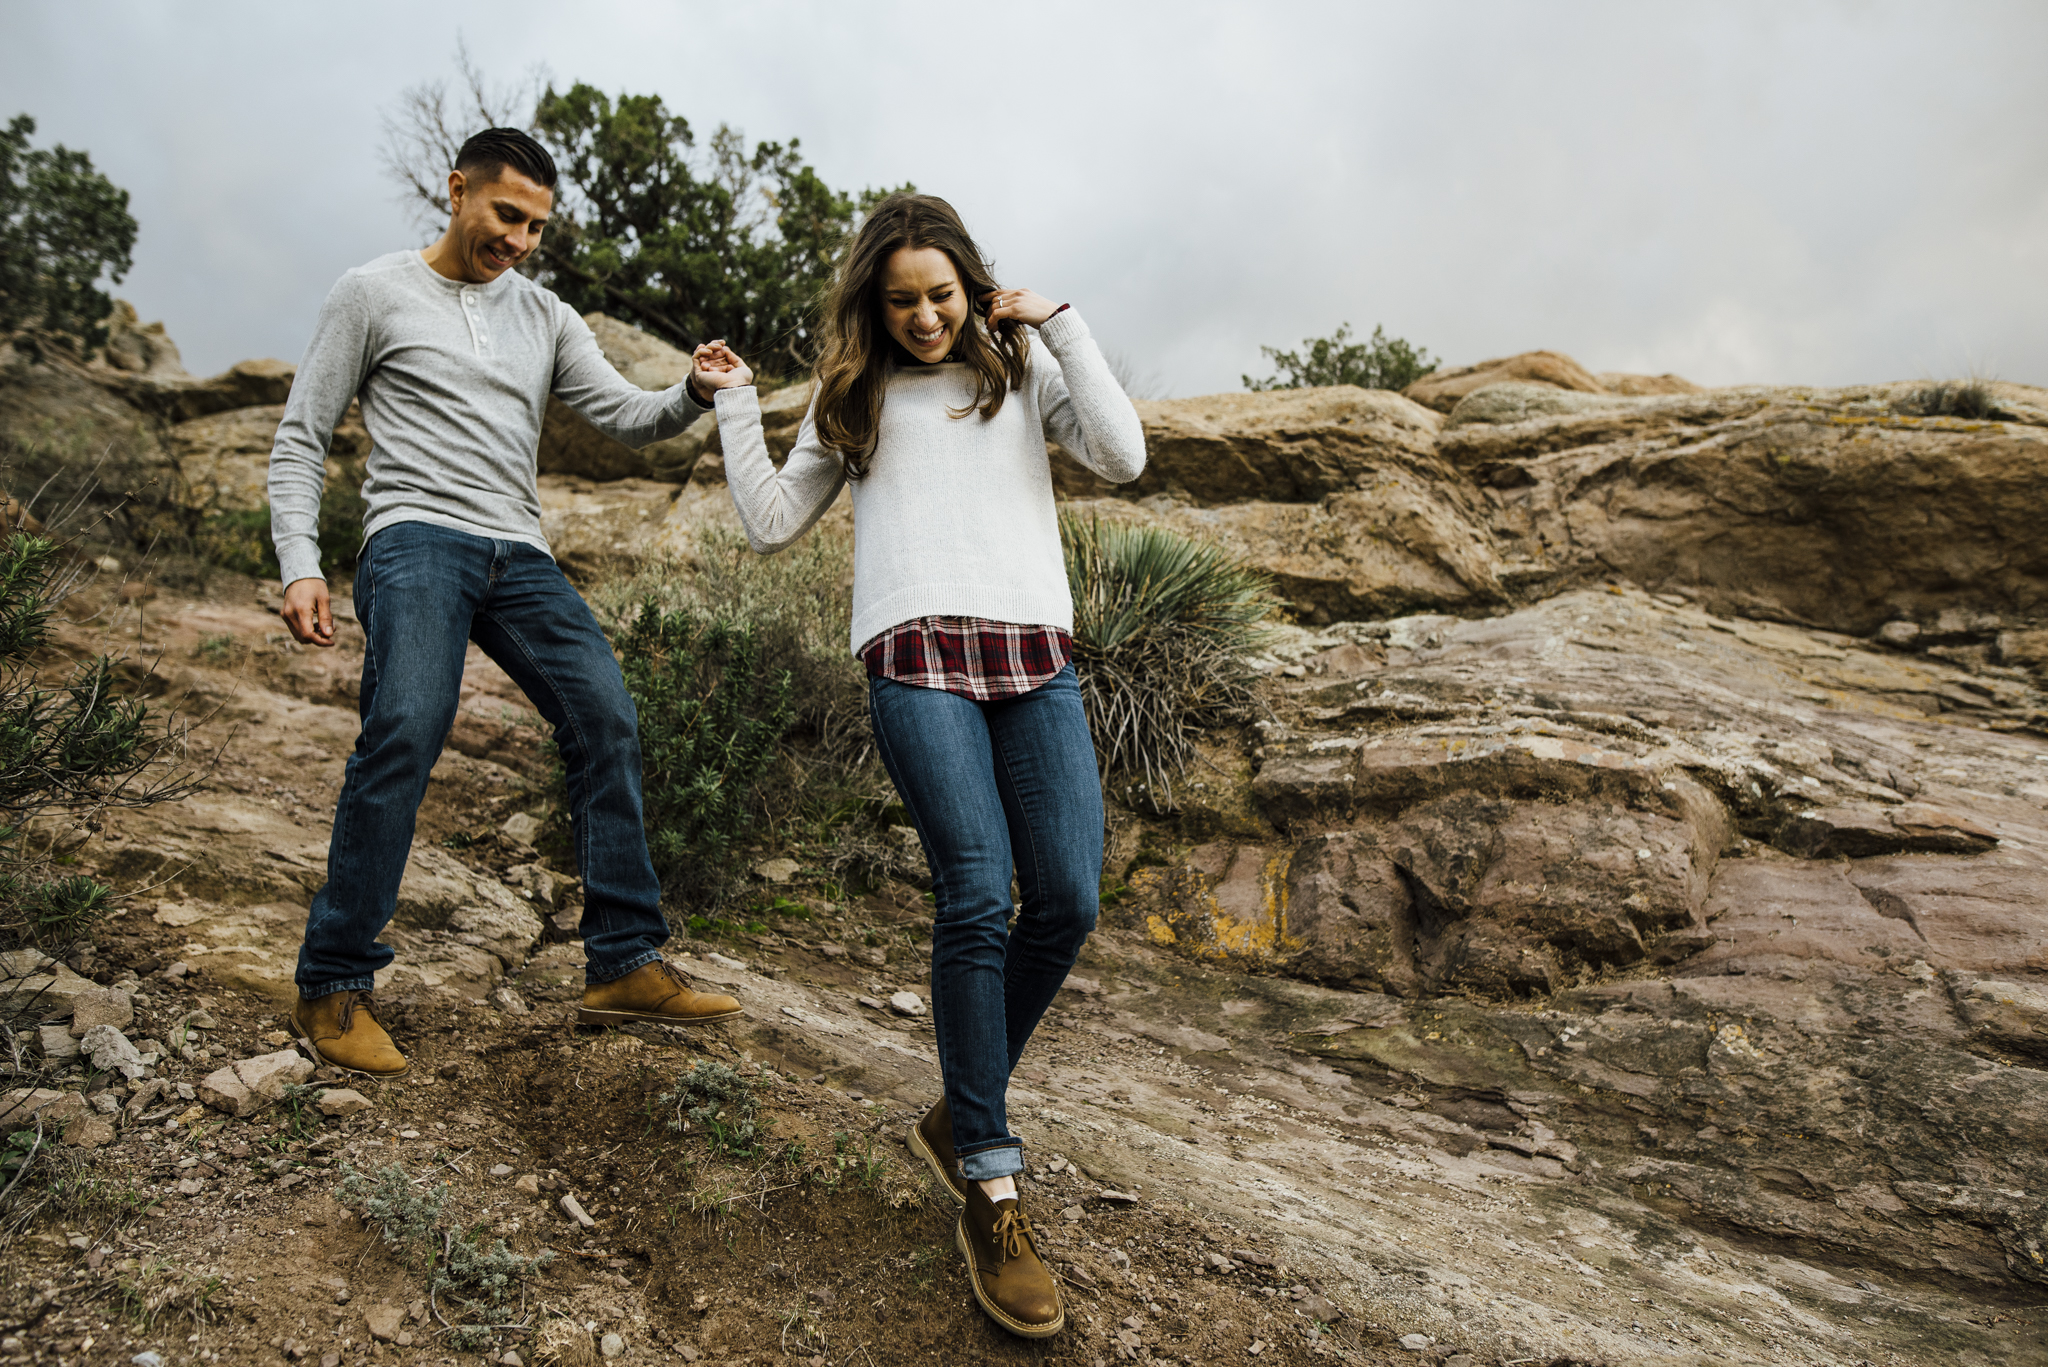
978,1174,1018,1203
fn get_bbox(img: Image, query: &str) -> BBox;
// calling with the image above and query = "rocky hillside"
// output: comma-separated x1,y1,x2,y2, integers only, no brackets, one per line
3,309,2047,1367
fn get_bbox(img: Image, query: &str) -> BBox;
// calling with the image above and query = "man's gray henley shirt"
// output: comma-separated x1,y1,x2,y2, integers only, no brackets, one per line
267,249,706,586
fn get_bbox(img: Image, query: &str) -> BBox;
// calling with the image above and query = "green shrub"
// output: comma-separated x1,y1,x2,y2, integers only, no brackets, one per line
1244,322,1436,392
619,601,794,909
598,525,912,888
0,531,196,951
1901,379,1997,421
1062,514,1276,810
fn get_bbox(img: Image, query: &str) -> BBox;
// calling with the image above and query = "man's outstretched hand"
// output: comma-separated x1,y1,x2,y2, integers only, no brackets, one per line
282,576,334,647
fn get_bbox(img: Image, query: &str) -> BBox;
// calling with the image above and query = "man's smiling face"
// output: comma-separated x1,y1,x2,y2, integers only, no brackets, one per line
446,165,552,284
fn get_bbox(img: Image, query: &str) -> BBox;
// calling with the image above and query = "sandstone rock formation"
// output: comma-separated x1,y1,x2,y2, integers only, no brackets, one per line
12,317,2048,1360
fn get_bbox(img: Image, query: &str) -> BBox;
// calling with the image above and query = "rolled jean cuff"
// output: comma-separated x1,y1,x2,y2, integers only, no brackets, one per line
957,1140,1025,1181
585,949,664,986
299,977,376,1000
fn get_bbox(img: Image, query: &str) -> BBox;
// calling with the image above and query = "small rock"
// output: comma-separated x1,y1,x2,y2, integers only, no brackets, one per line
856,995,886,1011
1061,1204,1085,1222
363,1304,404,1342
599,1332,625,1359
67,987,134,1038
678,1348,701,1363
37,1024,80,1061
182,1009,220,1030
64,1114,116,1149
1398,1332,1432,1351
175,1177,205,1197
316,1088,372,1117
395,1332,413,1348
321,1352,342,1367
501,812,543,845
489,1162,514,1177
197,1066,252,1116
1444,1357,1477,1367
561,1193,597,1227
705,951,749,972
1096,1189,1140,1204
515,1174,541,1196
132,1353,165,1367
499,1353,524,1367
236,1049,317,1106
1300,1294,1340,1322
753,856,801,883
492,986,530,1015
398,1129,421,1139
887,990,926,1017
80,1025,148,1080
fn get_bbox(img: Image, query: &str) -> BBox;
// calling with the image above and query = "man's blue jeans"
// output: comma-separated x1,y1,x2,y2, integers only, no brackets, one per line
295,521,669,997
868,664,1103,1180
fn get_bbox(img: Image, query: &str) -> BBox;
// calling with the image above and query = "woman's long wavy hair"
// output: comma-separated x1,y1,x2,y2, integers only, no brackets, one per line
813,193,1029,478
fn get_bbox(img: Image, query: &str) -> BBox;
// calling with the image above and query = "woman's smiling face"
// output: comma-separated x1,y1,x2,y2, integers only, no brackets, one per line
879,246,971,364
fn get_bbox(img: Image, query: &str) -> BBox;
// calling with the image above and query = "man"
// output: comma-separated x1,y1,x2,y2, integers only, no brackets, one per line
269,127,739,1077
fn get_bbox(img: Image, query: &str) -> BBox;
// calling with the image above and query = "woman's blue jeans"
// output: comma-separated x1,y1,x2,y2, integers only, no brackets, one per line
295,521,670,997
867,664,1103,1180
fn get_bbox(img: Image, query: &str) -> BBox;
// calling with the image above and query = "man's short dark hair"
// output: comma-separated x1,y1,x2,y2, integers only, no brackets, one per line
454,128,558,191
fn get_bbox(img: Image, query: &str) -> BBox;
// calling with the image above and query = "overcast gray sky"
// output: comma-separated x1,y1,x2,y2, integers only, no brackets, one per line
8,1,2045,394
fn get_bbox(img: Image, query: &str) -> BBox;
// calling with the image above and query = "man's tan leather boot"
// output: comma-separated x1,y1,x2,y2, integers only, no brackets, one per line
578,960,741,1027
908,1097,969,1203
956,1179,1064,1338
290,990,408,1078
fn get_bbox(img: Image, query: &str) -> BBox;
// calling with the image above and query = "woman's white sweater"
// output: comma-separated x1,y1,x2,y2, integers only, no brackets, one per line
715,308,1148,654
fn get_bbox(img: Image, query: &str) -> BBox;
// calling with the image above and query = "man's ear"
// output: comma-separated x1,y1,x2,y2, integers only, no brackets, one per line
446,168,467,214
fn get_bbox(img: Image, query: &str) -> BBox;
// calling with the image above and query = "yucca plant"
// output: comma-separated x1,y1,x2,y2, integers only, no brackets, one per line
1062,514,1276,810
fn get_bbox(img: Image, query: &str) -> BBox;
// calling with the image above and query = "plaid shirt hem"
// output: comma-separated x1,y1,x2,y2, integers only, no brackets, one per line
860,616,1073,701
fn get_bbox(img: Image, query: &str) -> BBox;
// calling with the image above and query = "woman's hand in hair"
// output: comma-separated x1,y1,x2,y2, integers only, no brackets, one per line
981,288,1061,330
690,340,753,398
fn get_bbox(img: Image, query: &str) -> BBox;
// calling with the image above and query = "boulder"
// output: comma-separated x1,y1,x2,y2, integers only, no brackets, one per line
98,299,187,377
396,844,545,972
1595,370,1702,396
1445,382,1644,428
98,357,297,425
1062,486,1508,623
1402,350,1606,413
1052,386,1444,505
161,403,369,514
1953,979,2048,1057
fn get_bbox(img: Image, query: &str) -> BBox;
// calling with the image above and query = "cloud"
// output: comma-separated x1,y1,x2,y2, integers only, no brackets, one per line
5,0,2044,392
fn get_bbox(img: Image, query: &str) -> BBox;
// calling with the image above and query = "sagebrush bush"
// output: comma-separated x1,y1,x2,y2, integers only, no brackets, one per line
0,530,195,950
657,1059,765,1155
337,1162,552,1347
618,600,794,909
1062,514,1276,809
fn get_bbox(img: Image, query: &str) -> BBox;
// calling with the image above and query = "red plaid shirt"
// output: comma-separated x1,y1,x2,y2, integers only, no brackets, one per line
860,616,1073,701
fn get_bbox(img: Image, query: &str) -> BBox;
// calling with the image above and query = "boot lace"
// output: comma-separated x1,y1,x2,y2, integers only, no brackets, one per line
335,991,383,1033
992,1207,1039,1265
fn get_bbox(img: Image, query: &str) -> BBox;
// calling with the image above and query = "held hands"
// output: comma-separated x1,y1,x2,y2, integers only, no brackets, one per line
282,577,334,648
980,288,1062,330
690,341,753,401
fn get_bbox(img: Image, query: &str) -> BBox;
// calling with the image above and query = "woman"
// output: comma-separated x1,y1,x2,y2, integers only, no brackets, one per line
692,192,1145,1338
